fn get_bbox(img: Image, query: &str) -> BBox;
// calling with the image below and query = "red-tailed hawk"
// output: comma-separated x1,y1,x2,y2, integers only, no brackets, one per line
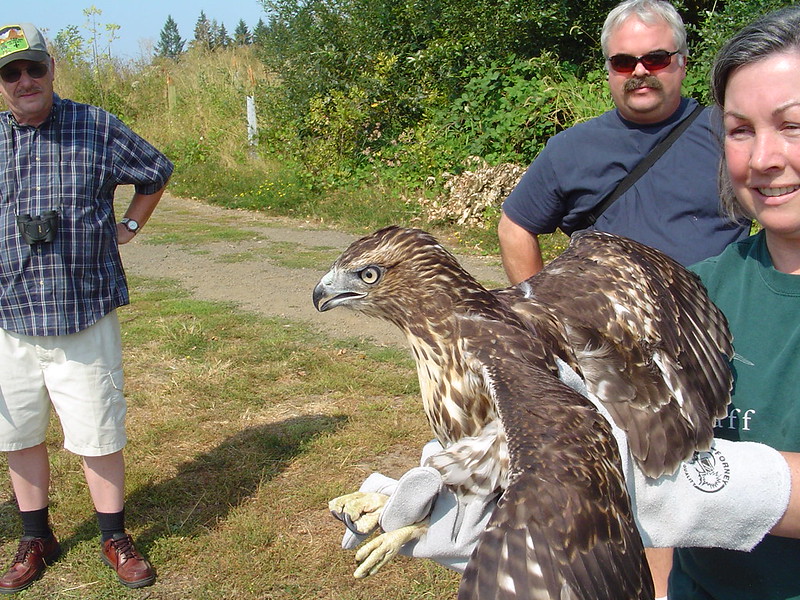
312,226,732,600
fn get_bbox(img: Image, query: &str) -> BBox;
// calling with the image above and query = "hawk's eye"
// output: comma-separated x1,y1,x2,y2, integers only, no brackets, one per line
359,266,382,285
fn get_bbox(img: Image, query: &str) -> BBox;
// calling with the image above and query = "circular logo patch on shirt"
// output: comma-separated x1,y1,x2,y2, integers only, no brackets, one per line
681,447,730,493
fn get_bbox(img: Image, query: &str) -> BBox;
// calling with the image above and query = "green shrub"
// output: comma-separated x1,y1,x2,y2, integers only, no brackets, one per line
428,54,612,165
685,0,797,104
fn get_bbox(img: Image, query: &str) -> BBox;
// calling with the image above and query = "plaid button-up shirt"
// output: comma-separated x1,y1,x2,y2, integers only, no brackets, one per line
0,95,173,336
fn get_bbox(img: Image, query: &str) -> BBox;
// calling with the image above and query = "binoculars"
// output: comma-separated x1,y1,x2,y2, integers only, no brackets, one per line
16,211,58,245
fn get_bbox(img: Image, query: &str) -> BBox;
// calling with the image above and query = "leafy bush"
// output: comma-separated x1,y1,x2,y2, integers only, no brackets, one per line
426,54,612,165
256,0,621,177
685,0,797,104
162,137,213,167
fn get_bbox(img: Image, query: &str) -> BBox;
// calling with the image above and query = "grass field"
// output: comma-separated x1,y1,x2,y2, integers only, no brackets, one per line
0,188,574,598
0,203,475,599
0,272,464,598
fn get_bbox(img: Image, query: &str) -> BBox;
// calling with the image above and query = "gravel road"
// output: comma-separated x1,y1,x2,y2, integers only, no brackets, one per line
119,191,508,348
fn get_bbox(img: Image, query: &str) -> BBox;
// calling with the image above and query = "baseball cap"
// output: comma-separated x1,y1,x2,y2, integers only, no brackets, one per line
0,23,50,70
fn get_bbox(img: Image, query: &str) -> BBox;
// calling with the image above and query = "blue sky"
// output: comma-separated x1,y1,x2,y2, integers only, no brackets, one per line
3,0,268,61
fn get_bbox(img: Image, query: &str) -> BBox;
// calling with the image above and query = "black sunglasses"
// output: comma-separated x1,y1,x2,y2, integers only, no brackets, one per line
0,63,49,84
608,50,679,74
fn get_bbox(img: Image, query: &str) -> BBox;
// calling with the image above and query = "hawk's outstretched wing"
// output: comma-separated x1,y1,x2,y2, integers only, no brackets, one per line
498,231,733,477
459,355,652,600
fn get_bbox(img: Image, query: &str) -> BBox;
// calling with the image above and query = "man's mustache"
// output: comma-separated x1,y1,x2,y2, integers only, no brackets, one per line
624,76,663,92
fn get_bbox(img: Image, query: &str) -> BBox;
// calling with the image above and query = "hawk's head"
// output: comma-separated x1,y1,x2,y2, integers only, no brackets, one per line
313,226,482,327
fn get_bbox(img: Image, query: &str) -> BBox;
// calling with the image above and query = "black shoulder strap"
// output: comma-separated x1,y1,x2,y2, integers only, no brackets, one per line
582,104,705,228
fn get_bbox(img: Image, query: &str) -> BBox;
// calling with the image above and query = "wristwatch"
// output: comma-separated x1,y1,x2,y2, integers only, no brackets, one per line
121,218,140,234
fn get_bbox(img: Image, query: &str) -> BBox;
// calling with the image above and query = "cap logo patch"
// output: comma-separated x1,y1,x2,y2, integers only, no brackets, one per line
0,26,30,61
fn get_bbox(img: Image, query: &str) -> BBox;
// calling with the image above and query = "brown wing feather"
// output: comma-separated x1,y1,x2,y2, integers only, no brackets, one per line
508,230,732,477
458,357,653,600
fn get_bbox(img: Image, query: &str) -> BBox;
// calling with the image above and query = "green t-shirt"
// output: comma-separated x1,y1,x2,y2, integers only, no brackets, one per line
671,231,800,599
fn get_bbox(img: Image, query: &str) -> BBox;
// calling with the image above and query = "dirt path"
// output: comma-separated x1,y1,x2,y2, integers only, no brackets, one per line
119,191,508,348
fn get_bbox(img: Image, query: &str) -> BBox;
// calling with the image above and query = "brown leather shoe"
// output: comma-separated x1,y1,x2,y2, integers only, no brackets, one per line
100,533,155,588
0,535,61,594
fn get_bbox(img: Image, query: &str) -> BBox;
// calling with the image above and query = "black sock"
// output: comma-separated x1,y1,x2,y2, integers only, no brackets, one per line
20,507,53,540
96,509,125,543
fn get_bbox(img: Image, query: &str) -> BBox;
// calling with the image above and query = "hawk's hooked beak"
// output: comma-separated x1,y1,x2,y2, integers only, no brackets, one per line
313,269,367,312
312,280,335,312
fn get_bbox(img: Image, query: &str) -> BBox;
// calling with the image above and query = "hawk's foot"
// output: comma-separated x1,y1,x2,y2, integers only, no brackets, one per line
353,524,426,578
329,491,389,535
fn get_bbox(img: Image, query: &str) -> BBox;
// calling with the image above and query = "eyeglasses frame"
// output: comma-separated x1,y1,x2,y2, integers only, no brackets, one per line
0,61,50,84
607,50,681,74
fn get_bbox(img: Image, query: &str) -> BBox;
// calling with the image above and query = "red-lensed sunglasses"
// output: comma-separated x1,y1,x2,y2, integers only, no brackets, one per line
607,50,679,74
0,63,49,84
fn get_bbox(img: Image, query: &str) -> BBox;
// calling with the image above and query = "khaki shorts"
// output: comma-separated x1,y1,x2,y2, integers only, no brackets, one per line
0,311,127,456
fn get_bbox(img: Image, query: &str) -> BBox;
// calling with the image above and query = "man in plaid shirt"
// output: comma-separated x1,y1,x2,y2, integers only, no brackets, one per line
0,22,173,593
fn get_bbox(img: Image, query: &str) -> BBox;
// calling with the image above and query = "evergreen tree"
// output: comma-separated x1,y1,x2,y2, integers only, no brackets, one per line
209,19,220,49
213,21,231,48
192,11,213,50
219,23,232,48
252,18,267,46
234,19,251,46
155,15,185,59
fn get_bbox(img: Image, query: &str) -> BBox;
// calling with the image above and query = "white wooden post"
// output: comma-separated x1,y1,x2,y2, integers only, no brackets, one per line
246,95,258,147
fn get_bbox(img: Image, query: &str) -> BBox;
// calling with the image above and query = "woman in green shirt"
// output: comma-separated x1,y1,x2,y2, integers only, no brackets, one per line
670,6,800,599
